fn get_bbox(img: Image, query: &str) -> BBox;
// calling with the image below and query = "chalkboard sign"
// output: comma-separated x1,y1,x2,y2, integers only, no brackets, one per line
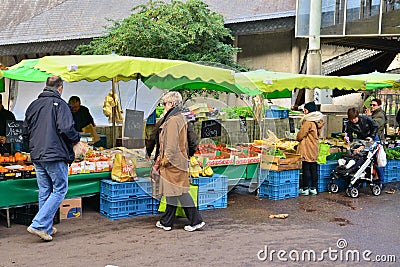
6,120,23,143
239,116,247,133
201,119,221,138
289,117,295,133
123,109,144,139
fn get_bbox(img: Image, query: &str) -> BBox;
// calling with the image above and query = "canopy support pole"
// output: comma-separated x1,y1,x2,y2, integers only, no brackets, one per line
134,74,140,110
112,78,116,148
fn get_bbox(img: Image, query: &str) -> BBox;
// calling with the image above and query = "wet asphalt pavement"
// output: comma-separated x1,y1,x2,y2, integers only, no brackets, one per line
0,182,399,267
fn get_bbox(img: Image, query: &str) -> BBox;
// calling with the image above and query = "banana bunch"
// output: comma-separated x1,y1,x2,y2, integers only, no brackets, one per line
201,165,214,177
276,140,299,151
189,156,202,178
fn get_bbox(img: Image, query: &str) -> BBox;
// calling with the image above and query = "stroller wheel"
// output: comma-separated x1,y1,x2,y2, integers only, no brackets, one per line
371,184,382,196
328,182,339,193
348,187,359,198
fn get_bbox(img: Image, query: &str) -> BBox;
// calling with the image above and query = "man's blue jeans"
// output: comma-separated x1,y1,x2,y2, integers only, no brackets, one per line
30,161,68,234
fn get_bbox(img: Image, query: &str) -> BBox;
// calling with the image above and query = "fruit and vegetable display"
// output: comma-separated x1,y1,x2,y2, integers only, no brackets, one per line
385,147,400,160
0,147,151,181
0,152,36,181
189,156,214,178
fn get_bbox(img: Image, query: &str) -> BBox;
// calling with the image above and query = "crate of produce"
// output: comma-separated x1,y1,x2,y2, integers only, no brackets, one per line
100,197,153,219
260,153,302,171
259,169,300,186
198,191,227,210
258,182,299,200
13,204,60,226
191,174,228,193
100,178,152,201
265,109,289,119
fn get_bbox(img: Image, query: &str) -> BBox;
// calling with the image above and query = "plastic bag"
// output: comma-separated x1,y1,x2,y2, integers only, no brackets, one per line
377,144,387,167
317,142,331,164
111,153,137,182
73,141,90,161
158,185,198,218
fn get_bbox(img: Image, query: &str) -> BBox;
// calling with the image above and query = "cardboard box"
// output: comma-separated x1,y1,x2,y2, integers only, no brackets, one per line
60,197,82,219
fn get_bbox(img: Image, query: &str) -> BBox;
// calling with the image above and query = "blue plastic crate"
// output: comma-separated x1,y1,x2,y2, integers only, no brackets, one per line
385,160,399,170
318,161,337,176
265,109,289,119
100,210,152,220
100,196,154,218
152,199,161,214
383,167,400,184
191,174,228,193
198,191,228,210
259,169,300,186
317,177,333,192
146,110,156,125
100,178,152,201
259,182,299,200
382,173,399,184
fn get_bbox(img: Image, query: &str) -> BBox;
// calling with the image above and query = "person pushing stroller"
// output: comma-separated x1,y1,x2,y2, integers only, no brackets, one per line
344,108,383,187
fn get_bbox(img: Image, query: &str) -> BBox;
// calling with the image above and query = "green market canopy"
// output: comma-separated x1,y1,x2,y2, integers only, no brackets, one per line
234,70,367,98
346,71,400,90
3,55,243,94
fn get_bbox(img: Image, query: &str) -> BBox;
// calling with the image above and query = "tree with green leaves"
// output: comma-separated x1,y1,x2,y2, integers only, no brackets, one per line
76,0,246,70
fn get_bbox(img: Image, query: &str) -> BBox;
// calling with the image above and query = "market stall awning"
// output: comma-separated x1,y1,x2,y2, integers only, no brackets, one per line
235,70,367,96
346,71,400,90
3,59,52,82
4,55,245,94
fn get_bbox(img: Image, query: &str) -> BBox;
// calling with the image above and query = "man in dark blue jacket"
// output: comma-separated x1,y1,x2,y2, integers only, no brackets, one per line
23,76,80,242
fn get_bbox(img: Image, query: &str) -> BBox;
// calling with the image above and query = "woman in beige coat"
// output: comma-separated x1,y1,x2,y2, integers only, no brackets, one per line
296,101,325,196
155,92,205,232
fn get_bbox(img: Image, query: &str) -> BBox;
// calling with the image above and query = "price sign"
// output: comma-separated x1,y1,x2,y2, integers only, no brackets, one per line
123,109,144,139
201,119,222,138
6,120,23,143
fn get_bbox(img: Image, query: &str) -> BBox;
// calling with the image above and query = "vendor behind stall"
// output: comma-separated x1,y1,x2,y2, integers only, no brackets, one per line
68,96,95,132
0,94,16,155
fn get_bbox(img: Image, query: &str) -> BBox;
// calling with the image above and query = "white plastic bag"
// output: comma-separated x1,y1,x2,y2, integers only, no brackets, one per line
73,141,90,161
377,144,387,167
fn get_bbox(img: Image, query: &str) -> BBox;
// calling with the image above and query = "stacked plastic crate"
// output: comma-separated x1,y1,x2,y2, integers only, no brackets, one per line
258,169,299,200
100,178,154,220
317,161,338,192
191,174,228,210
383,160,400,184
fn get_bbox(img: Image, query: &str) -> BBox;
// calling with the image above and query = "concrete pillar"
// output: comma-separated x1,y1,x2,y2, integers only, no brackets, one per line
305,0,322,102
291,35,301,74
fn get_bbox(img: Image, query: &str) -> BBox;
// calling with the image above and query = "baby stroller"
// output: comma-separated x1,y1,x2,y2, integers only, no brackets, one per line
328,140,382,198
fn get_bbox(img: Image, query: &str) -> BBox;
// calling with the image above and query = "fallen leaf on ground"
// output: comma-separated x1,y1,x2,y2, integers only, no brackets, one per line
269,214,288,219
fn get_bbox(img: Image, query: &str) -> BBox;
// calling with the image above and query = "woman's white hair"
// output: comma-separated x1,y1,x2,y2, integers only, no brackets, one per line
161,91,183,107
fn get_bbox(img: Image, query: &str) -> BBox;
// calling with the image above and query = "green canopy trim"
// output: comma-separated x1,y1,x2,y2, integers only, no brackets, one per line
235,70,366,93
3,59,52,82
33,55,236,86
347,72,400,90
